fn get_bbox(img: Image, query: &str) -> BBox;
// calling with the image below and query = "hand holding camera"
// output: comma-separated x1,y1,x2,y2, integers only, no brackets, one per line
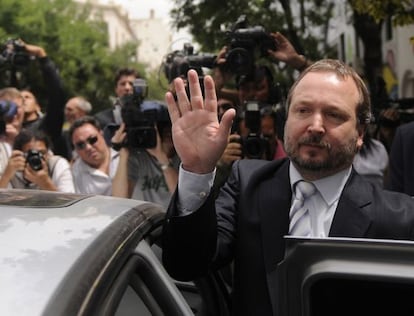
25,149,44,171
23,149,52,187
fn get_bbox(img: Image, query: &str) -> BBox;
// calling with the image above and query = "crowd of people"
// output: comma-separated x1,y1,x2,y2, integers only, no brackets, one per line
0,34,409,213
0,34,409,212
0,41,179,206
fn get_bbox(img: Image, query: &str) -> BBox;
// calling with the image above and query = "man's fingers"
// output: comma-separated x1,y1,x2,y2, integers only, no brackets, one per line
204,75,218,113
165,91,181,123
219,108,236,139
187,69,204,110
173,76,192,113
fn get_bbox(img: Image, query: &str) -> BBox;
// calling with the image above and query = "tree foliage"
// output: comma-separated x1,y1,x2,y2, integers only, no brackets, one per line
347,0,413,107
170,0,337,88
349,0,414,25
0,0,148,113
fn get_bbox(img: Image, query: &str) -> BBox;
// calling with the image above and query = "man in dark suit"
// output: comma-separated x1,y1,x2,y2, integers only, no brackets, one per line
162,61,414,316
385,120,414,196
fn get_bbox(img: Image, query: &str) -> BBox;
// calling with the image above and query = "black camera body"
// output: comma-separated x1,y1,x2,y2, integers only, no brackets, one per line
25,149,44,171
225,15,276,76
163,43,216,84
0,38,30,68
240,101,269,159
121,79,169,149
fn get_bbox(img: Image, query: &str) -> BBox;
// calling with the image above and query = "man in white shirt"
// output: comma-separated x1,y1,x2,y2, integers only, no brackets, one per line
0,129,74,192
69,116,119,196
162,62,414,316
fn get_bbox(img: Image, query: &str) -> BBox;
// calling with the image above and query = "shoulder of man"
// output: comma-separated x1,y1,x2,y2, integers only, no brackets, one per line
94,108,114,125
230,158,289,190
47,155,66,175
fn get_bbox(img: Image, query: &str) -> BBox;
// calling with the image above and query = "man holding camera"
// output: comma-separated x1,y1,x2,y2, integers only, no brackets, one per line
15,40,69,160
0,88,26,180
0,129,74,192
94,67,141,145
212,30,311,191
111,101,180,208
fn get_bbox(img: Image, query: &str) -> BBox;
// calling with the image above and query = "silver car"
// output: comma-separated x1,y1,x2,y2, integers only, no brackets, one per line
0,189,230,316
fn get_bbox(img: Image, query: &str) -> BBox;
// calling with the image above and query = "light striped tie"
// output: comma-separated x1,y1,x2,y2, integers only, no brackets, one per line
289,180,317,237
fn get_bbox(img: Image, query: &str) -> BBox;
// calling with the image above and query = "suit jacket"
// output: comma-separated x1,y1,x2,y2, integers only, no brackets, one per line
94,108,118,145
162,158,414,316
94,108,115,128
385,121,414,196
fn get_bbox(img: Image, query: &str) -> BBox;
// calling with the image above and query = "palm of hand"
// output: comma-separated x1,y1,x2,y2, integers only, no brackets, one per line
173,109,226,173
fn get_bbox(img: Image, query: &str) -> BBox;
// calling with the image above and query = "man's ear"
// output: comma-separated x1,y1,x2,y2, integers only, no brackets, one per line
356,125,366,150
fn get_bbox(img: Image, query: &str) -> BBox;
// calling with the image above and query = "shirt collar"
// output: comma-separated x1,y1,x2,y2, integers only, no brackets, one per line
289,161,352,206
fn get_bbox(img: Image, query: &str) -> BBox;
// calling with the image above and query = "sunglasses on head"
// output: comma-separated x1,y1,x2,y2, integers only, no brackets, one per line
74,135,98,150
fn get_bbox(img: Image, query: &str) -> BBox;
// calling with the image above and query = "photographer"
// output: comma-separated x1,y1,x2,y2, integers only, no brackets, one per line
111,101,179,208
0,89,25,180
14,40,69,159
0,129,74,192
0,88,26,147
214,105,287,193
94,67,140,145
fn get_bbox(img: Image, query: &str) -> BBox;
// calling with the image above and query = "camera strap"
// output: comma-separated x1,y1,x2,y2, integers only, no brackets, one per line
47,156,60,177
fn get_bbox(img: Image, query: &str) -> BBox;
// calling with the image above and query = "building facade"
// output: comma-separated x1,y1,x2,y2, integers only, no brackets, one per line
329,1,414,100
130,10,173,71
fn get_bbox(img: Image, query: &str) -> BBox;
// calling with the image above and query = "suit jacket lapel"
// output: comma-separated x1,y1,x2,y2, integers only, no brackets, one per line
329,170,373,237
257,160,292,271
252,160,291,316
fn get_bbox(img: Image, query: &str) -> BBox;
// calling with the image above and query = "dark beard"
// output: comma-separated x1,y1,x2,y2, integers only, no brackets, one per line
285,134,357,174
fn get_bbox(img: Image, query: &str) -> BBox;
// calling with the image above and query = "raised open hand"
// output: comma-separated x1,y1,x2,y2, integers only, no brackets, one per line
165,69,236,174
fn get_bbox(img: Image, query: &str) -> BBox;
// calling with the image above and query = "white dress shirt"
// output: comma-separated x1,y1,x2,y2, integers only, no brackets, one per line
289,163,351,237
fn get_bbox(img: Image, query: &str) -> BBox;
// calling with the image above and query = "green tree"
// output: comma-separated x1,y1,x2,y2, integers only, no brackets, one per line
169,0,413,104
348,0,414,106
170,0,336,88
0,0,148,113
350,0,414,25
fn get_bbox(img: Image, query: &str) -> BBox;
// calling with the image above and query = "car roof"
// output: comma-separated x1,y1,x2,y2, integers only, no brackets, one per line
0,189,163,316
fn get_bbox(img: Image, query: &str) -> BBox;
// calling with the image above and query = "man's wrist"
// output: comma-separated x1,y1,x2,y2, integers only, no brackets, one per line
160,160,173,171
296,55,309,71
111,142,123,151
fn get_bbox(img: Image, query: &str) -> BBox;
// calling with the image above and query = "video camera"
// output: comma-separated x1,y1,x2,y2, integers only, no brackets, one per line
0,100,18,135
120,78,170,149
163,43,216,85
224,15,276,76
239,101,269,159
0,38,30,68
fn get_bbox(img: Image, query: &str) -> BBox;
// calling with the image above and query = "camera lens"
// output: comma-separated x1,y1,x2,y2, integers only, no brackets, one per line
26,150,43,171
244,136,264,159
226,47,254,75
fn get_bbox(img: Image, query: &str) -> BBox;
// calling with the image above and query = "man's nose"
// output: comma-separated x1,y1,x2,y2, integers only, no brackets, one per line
307,113,325,134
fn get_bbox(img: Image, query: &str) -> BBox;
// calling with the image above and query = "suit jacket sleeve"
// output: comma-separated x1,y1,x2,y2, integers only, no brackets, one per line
162,159,271,281
162,189,218,281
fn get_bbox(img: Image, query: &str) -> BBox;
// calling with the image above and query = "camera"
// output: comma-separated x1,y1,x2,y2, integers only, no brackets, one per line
239,101,269,159
120,79,170,149
163,43,216,85
224,15,276,76
0,38,30,68
25,149,44,171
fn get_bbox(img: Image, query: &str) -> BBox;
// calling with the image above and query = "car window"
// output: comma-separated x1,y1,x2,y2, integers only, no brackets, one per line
115,285,153,316
98,240,193,316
